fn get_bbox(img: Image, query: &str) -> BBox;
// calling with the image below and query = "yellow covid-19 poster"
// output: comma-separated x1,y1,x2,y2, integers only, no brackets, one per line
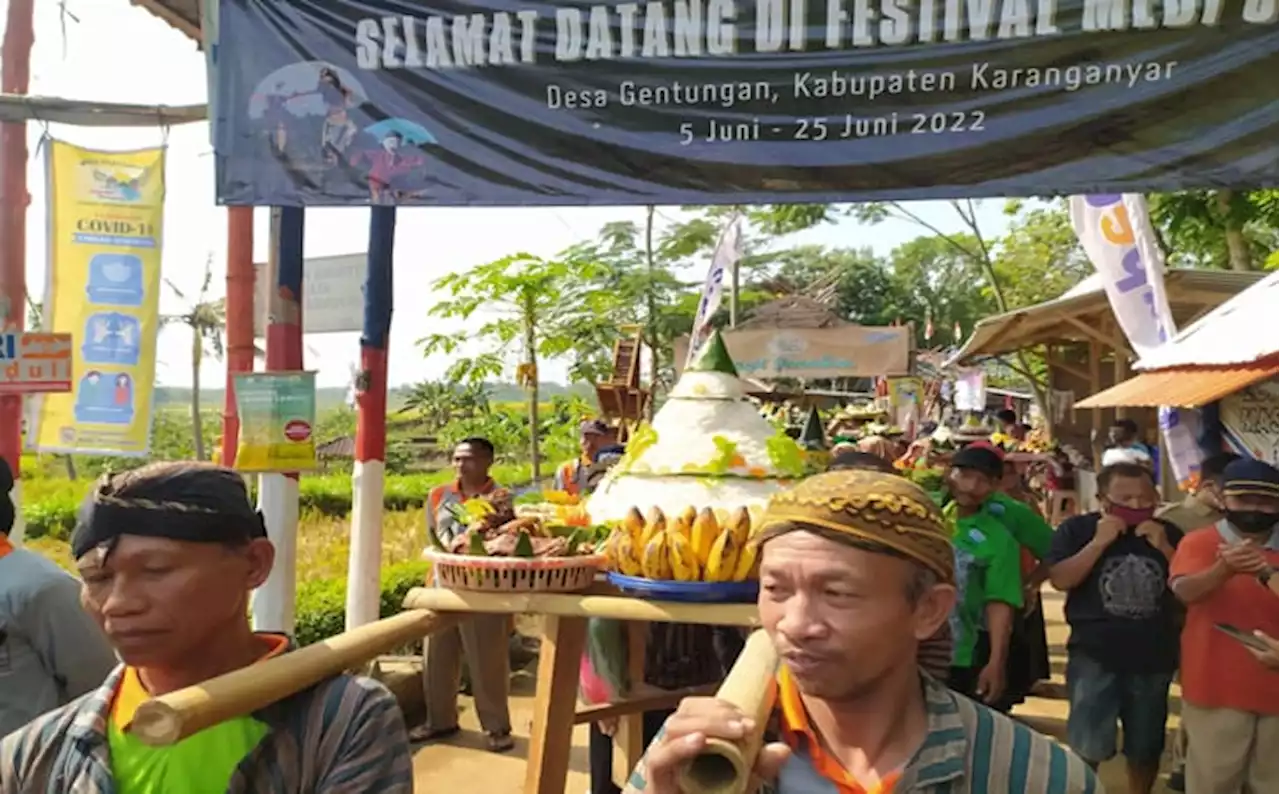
30,139,165,456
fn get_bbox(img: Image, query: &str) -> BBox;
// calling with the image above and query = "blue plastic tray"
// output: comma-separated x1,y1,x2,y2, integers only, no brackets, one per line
605,572,759,603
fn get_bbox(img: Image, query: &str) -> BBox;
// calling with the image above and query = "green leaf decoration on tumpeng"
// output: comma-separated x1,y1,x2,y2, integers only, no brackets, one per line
705,435,740,476
766,429,810,479
467,532,488,556
616,422,659,470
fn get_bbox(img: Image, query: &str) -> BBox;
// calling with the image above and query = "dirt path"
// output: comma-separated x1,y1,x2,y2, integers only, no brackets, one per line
412,589,1178,792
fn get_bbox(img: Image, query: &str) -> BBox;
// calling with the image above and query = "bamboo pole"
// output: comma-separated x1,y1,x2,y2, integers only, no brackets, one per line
677,629,779,794
130,609,461,746
402,587,760,628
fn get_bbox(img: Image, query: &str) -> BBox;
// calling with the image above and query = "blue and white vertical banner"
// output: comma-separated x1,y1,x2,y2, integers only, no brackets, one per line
1070,193,1203,488
685,214,741,367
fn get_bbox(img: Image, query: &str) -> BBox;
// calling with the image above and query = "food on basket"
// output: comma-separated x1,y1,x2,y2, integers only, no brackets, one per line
430,490,601,559
603,502,761,583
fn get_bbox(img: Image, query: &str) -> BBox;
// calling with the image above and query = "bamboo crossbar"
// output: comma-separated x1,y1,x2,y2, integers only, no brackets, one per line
130,609,461,746
572,683,719,724
402,587,761,627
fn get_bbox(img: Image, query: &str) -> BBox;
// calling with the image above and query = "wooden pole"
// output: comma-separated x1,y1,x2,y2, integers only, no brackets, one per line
402,587,760,627
221,207,255,466
0,0,33,544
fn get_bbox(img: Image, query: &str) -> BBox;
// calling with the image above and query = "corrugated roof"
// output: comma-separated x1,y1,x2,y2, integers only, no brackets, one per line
1136,271,1280,370
131,0,202,43
1076,359,1279,408
946,269,1264,366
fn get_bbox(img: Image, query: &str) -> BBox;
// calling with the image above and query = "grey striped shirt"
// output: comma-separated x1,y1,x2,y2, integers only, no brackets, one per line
625,673,1099,794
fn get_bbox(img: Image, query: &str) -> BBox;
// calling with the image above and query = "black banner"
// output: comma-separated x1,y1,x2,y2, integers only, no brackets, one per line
214,0,1279,206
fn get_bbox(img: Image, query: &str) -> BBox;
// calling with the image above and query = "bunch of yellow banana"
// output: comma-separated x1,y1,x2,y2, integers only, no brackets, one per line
603,503,761,583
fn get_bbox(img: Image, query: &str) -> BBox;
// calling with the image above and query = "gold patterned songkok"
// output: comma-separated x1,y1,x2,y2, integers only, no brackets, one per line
757,469,955,583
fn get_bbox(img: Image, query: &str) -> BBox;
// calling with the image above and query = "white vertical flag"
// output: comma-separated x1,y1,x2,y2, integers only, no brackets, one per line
1070,193,1203,487
686,214,742,367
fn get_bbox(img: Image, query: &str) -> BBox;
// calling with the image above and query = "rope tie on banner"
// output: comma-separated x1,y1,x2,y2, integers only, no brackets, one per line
33,127,51,161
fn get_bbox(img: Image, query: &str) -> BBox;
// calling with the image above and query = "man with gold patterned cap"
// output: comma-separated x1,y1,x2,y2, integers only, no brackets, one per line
624,469,1097,794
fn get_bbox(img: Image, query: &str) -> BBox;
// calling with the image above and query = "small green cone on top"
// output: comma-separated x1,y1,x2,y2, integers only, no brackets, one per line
800,405,826,450
687,330,738,377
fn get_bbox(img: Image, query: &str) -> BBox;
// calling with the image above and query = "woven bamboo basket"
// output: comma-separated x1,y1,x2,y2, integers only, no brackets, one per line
425,549,604,593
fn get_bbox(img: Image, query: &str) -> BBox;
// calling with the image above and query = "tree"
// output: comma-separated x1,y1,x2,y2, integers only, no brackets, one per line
852,199,1085,411
398,380,491,430
885,235,995,345
1149,189,1279,271
163,257,225,461
419,254,600,480
992,199,1093,309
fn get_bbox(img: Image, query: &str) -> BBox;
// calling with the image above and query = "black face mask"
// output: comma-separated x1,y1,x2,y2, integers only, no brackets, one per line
1226,510,1278,536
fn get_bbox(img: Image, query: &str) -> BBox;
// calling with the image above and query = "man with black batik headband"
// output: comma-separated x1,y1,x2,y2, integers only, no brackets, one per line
0,462,413,794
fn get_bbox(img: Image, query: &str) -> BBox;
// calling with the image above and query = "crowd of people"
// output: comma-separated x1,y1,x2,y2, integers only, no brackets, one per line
0,414,1275,794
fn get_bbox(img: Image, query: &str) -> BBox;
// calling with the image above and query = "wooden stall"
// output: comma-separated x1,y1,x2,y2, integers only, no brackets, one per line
946,269,1263,466
1077,272,1279,463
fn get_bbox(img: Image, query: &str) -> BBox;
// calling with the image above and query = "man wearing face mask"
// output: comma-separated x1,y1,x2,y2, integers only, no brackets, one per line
1170,458,1279,794
1045,462,1182,794
1158,452,1239,536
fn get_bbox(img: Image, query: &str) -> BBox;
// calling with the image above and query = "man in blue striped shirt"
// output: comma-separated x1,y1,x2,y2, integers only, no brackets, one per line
624,470,1098,794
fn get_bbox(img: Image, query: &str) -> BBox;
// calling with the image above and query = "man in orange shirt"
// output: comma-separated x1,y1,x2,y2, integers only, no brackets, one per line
624,470,1098,794
414,437,513,752
1169,458,1279,794
554,419,611,497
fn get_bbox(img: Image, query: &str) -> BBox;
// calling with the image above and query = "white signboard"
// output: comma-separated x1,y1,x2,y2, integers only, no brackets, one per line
1221,381,1279,466
254,253,366,336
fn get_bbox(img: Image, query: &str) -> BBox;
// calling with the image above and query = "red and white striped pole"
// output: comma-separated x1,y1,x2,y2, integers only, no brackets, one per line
345,207,395,630
252,207,305,634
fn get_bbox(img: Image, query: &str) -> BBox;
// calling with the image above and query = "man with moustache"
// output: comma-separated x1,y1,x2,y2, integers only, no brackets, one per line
1170,458,1279,794
623,469,1096,794
0,462,412,793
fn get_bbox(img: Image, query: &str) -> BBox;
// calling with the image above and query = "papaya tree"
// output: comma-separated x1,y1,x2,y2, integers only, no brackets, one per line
419,253,599,481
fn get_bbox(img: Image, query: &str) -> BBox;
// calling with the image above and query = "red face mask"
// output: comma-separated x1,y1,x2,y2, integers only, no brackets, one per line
1109,504,1155,527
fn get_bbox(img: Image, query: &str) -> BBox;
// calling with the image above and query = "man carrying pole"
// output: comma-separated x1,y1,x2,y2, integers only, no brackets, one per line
0,462,413,793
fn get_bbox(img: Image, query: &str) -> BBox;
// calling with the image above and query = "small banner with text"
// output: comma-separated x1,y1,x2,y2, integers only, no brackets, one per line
234,371,318,472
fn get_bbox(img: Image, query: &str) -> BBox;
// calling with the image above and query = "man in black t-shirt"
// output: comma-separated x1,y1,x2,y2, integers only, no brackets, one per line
1046,462,1182,794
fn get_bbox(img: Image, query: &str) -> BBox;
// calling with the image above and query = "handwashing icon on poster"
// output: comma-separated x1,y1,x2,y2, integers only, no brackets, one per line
82,312,141,366
74,370,135,425
86,253,145,306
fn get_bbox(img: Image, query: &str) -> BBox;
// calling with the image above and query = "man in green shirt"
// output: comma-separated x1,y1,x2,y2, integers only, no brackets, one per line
944,445,1025,707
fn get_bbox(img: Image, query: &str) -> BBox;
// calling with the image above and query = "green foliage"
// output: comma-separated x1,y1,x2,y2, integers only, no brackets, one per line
19,466,533,542
294,560,430,647
419,252,603,385
993,200,1094,310
1149,189,1279,271
397,381,491,430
